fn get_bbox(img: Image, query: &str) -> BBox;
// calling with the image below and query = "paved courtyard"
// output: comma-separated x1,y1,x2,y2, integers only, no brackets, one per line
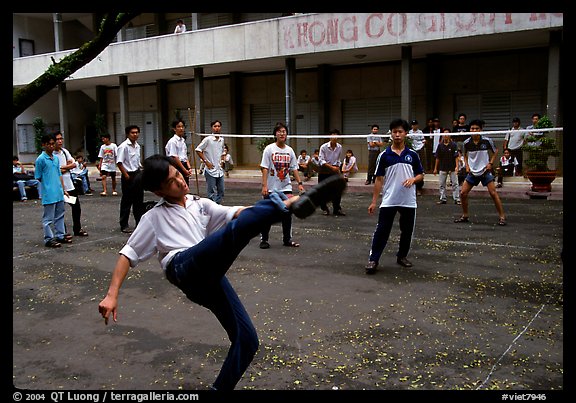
12,181,564,398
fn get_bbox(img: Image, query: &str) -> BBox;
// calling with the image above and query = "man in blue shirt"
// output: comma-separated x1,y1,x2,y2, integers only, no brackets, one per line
34,133,68,247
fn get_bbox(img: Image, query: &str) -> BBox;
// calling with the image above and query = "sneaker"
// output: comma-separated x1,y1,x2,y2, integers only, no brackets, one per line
496,183,503,188
455,200,461,205
112,191,118,196
259,241,270,249
45,239,61,248
436,200,447,205
290,175,347,219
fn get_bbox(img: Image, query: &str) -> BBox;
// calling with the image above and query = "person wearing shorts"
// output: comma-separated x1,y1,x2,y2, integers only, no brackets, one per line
454,119,506,226
98,133,118,196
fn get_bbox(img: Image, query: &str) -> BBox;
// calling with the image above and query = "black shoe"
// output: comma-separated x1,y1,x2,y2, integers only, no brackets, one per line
333,210,346,216
365,261,378,274
259,241,270,249
290,175,347,219
45,239,61,248
436,200,447,205
121,227,133,234
397,257,413,267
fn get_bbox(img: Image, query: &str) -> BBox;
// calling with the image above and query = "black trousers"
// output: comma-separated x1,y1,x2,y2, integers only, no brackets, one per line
119,171,144,230
66,187,82,235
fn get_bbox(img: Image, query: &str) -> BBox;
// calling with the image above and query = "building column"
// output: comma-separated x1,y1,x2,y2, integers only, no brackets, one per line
401,46,412,120
191,13,199,31
156,79,169,148
119,75,129,131
285,57,296,139
317,64,330,134
194,67,205,135
547,30,562,126
229,72,242,164
547,30,563,175
54,13,69,137
425,53,441,120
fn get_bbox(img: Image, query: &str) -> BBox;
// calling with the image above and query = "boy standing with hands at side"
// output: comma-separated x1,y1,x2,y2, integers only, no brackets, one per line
365,118,424,274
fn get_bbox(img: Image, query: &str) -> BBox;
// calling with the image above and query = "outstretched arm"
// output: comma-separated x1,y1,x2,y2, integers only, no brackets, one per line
98,255,131,325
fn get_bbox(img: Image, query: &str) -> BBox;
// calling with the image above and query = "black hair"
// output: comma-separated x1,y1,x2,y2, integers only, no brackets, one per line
41,133,56,145
389,118,410,132
171,119,186,129
469,119,484,129
272,122,288,137
125,125,140,136
141,154,186,192
101,133,111,139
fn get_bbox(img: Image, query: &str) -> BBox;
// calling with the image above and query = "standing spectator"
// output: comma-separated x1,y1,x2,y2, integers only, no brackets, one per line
433,131,460,205
452,112,470,147
496,148,519,188
117,125,145,234
297,149,312,181
70,154,93,195
195,120,225,204
341,149,358,181
34,133,67,248
54,131,89,239
174,19,186,34
456,149,467,186
366,124,384,185
13,155,41,201
165,119,192,184
526,113,543,138
97,154,347,391
221,144,234,177
454,119,507,226
318,130,345,216
409,119,426,196
365,118,424,274
422,117,436,173
259,122,304,249
97,133,118,196
503,117,526,175
431,117,443,161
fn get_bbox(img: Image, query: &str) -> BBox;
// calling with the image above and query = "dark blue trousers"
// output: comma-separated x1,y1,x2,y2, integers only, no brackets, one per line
369,206,416,263
166,199,285,390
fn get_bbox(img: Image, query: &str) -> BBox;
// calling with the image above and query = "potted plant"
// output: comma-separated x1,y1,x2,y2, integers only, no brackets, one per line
521,115,560,192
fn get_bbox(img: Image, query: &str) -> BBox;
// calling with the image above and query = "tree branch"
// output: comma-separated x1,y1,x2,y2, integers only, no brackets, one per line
13,12,140,119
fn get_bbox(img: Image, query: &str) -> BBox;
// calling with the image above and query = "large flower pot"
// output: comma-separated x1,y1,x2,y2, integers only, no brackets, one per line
526,171,557,192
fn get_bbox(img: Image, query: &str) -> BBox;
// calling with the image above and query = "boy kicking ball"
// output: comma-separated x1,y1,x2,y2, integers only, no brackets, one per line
98,154,346,390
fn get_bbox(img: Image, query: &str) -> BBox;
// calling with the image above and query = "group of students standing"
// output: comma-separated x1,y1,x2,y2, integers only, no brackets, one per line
95,115,516,391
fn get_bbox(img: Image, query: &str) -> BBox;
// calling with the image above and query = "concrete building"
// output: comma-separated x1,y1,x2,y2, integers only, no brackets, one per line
13,12,563,173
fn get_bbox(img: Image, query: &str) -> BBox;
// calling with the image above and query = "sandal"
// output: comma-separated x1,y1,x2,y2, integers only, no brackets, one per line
74,229,89,236
100,192,107,197
498,218,507,226
454,216,469,223
283,241,300,247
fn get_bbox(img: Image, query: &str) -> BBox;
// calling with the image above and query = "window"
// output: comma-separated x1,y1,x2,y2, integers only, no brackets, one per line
19,39,34,57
